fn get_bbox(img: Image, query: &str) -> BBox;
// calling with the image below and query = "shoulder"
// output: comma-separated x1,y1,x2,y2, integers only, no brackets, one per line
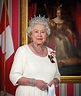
17,44,27,50
47,46,53,52
13,45,29,59
53,17,64,24
50,19,55,23
16,44,28,54
49,19,56,27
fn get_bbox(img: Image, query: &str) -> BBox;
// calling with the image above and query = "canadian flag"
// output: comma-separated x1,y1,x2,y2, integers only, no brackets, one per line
0,0,17,96
0,1,14,60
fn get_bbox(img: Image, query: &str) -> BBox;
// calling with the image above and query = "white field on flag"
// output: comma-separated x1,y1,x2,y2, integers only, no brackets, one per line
0,25,14,60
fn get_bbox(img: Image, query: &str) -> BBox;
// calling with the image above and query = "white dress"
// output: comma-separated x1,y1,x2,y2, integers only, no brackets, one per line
9,45,60,96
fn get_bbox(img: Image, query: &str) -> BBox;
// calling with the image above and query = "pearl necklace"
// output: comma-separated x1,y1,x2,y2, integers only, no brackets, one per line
31,42,44,55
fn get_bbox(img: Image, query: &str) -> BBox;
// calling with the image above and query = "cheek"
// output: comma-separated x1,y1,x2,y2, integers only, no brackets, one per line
31,33,36,38
43,35,47,41
31,34,36,41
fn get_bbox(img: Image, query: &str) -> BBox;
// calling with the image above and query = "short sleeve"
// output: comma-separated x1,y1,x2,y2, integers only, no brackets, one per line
9,47,26,86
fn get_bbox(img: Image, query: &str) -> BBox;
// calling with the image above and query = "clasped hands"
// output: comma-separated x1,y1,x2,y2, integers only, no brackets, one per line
34,79,57,91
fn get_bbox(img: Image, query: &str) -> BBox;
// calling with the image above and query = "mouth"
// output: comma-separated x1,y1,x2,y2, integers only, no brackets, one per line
37,38,43,40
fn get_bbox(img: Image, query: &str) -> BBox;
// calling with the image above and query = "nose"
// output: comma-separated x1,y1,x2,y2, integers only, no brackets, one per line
38,31,42,37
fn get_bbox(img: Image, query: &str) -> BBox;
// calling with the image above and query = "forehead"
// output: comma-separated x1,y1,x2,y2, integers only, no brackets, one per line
57,10,61,13
33,24,46,30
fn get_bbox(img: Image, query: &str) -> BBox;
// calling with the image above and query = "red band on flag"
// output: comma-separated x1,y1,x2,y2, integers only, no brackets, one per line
12,0,19,51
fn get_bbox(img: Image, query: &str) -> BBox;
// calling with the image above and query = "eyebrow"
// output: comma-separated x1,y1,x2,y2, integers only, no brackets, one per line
33,29,46,31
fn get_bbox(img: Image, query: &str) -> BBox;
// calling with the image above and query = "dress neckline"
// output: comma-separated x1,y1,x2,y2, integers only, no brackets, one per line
26,44,48,58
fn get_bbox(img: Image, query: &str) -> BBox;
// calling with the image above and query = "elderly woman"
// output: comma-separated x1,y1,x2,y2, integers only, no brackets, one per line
9,15,60,96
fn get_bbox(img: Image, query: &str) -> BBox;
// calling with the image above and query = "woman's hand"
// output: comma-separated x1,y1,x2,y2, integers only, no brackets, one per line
34,80,48,91
48,78,60,87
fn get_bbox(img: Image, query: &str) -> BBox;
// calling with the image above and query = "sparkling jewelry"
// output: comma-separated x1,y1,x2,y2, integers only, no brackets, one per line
30,78,35,86
57,4,62,12
48,50,56,63
32,42,44,55
29,15,49,26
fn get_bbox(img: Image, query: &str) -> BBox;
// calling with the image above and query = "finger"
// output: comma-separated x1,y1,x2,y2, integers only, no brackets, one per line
41,87,45,91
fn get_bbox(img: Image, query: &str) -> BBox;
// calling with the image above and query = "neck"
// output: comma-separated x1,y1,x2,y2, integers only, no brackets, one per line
31,42,44,55
57,17,61,19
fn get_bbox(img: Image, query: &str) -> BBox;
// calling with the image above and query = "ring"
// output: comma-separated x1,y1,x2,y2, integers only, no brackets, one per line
42,88,45,91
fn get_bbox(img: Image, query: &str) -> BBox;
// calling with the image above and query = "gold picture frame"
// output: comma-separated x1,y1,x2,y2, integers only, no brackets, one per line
20,0,81,83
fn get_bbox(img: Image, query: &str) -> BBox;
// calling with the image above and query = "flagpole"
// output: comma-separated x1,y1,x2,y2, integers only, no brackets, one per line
3,0,7,95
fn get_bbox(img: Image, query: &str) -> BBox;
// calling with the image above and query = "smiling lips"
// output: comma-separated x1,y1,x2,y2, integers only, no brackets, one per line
37,38,43,40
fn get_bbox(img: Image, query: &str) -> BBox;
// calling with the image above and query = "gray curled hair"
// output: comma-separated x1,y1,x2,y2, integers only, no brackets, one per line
27,15,51,37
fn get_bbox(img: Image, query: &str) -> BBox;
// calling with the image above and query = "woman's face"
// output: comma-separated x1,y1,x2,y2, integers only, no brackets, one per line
56,10,61,18
31,24,47,45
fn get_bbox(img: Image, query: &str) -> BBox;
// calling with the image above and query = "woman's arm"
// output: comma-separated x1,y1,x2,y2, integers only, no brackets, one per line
48,58,60,87
17,77,48,91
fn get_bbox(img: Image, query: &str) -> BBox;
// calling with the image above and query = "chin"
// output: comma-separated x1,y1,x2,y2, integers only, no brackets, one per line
37,42,44,45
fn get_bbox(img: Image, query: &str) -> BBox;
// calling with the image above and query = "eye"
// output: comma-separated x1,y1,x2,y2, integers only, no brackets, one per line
41,31,44,33
41,31,46,33
34,30,38,33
